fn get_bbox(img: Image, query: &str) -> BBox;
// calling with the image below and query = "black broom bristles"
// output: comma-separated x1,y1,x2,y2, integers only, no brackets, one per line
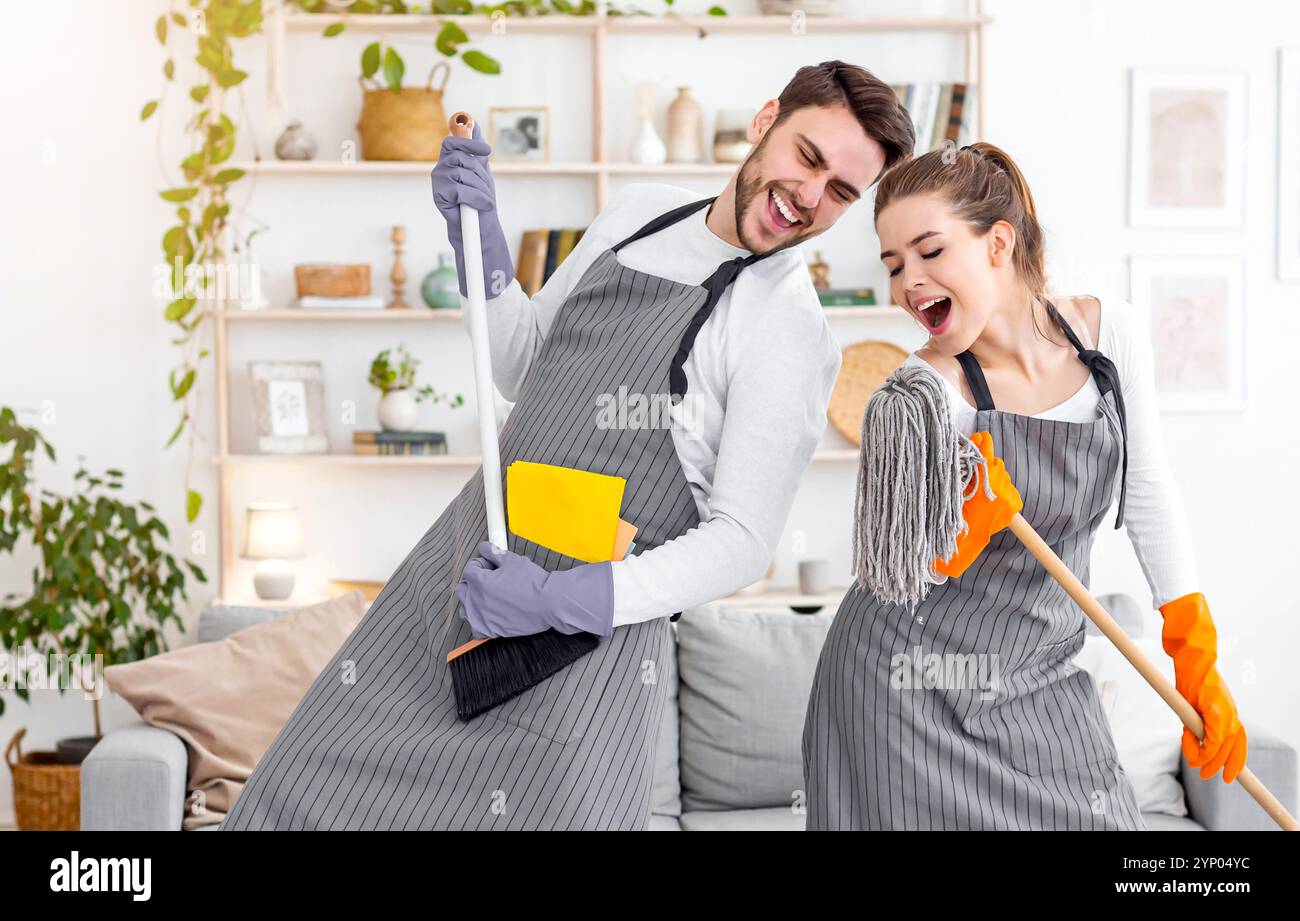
448,630,600,722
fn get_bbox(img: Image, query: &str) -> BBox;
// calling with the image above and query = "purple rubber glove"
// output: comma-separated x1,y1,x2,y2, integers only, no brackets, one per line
454,541,614,640
430,121,515,299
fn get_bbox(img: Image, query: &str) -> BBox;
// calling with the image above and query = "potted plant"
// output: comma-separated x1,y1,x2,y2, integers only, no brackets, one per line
369,343,464,432
0,407,204,828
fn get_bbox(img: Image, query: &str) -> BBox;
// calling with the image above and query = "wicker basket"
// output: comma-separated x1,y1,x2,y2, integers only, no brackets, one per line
356,62,451,162
6,728,81,831
294,263,372,298
827,340,909,445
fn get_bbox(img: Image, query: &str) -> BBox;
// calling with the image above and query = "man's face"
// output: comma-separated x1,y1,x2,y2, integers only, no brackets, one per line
732,102,887,255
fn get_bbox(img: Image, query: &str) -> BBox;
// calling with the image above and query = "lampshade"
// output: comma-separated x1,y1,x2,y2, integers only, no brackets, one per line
241,502,304,559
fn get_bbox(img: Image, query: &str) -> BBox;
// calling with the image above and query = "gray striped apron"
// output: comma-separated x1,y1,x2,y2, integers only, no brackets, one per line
221,195,776,830
802,302,1146,830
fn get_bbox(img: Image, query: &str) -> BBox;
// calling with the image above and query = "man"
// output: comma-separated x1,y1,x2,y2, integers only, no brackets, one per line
221,61,914,831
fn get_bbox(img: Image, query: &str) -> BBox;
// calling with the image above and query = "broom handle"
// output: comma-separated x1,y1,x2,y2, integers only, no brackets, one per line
1008,512,1299,831
450,112,507,552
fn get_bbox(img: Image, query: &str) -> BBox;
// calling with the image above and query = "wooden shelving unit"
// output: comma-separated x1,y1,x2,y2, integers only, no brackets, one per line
212,3,989,600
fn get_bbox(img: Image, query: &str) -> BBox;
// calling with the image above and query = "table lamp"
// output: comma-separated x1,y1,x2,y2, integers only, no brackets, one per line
241,502,304,600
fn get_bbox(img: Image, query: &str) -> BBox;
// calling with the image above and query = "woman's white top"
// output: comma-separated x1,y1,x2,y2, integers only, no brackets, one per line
904,296,1199,609
478,182,841,626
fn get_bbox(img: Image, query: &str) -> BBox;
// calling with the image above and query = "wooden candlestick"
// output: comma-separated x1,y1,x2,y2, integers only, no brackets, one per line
387,224,409,310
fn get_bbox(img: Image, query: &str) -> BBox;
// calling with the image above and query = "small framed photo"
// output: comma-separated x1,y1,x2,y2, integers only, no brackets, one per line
1279,48,1300,280
249,360,328,453
488,106,549,162
1128,70,1247,228
1129,255,1246,412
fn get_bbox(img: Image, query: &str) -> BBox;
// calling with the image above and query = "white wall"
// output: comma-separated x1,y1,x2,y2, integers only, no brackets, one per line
0,0,1295,825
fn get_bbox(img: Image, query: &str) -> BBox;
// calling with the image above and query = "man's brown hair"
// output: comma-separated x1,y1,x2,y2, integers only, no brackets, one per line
772,60,916,178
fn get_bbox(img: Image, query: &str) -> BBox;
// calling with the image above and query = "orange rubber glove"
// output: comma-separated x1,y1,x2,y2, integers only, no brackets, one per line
932,431,1024,579
1159,591,1247,783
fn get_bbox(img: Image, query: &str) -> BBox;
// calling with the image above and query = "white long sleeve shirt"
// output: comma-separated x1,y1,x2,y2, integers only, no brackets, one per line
905,296,1199,609
477,182,841,626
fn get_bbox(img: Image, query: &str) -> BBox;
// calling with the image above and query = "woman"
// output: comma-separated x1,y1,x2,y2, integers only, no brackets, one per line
802,142,1247,830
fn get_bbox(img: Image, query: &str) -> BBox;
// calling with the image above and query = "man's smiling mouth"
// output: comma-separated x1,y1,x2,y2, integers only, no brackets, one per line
767,187,803,231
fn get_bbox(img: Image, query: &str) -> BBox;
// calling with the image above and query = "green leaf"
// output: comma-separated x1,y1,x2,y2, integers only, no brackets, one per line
140,100,158,122
217,68,247,89
171,369,196,400
461,50,500,76
382,47,405,91
181,151,206,181
190,85,209,103
155,15,167,45
164,417,186,448
708,5,726,13
172,12,185,27
163,59,175,81
164,298,196,322
435,21,468,56
160,187,198,203
186,489,202,523
361,42,381,79
323,21,345,38
212,168,245,184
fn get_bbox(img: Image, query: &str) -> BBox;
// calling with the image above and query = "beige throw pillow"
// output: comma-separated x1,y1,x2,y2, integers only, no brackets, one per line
104,590,368,829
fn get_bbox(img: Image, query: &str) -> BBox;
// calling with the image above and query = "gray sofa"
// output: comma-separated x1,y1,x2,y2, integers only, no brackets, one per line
82,594,1296,831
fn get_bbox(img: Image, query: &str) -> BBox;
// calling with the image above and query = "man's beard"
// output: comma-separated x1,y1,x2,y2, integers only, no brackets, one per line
733,138,811,256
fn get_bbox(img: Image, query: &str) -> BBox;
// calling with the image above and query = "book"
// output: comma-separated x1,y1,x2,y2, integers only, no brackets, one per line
818,288,877,307
352,442,449,456
946,83,968,145
353,430,448,445
515,229,548,296
541,228,563,283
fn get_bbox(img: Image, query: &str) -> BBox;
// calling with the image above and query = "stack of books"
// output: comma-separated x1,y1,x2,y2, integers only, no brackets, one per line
516,227,588,296
890,83,976,153
352,431,449,456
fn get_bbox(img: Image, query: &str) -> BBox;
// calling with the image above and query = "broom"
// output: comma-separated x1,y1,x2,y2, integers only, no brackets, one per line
854,364,1299,831
442,111,599,723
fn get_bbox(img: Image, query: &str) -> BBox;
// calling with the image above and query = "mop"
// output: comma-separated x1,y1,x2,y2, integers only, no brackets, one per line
854,365,1299,831
441,111,599,721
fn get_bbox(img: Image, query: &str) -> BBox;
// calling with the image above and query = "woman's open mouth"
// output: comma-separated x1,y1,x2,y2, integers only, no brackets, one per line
914,295,954,335
765,187,803,234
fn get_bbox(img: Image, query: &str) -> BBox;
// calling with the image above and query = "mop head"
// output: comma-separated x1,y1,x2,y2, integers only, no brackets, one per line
448,630,600,722
852,364,993,610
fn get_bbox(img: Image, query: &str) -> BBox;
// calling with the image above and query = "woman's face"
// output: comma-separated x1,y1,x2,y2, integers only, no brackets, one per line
876,192,1010,355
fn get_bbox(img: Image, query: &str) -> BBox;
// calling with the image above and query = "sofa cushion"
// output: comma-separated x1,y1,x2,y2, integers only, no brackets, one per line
196,602,283,644
676,605,831,812
103,591,368,829
649,634,682,818
679,806,805,832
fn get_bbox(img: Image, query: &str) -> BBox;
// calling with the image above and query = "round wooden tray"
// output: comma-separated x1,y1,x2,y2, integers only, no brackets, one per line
827,340,909,445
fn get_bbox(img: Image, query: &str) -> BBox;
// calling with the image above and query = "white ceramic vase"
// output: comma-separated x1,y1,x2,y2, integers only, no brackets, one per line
630,117,666,165
378,388,419,431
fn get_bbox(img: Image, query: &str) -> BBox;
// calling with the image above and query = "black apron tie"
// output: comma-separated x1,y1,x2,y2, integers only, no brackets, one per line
1044,300,1129,530
1077,347,1128,529
669,252,772,401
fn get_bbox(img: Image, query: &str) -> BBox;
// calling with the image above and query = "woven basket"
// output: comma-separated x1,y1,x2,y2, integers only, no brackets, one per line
827,340,909,445
356,62,450,162
294,263,371,298
6,728,81,831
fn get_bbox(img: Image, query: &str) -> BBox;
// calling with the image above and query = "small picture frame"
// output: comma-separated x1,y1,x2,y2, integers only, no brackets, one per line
488,106,550,162
1128,255,1246,412
1128,70,1247,228
249,360,329,453
1279,48,1300,280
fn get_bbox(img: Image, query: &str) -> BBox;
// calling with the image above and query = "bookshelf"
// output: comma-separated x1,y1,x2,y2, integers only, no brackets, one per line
211,2,989,607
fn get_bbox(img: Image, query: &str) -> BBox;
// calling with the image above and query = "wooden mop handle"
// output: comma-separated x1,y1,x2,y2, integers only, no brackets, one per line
1007,513,1299,831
